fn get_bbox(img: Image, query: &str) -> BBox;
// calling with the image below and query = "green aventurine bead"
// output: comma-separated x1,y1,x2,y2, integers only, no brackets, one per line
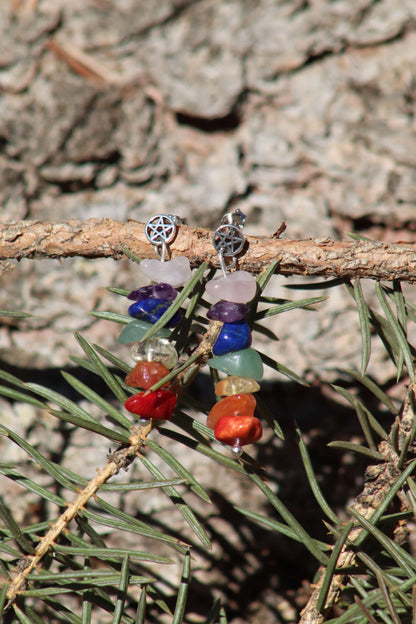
207,348,263,380
118,319,171,344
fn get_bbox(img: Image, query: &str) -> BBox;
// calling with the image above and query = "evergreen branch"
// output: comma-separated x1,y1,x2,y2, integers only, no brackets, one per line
1,219,416,281
298,383,416,624
4,422,152,611
167,320,223,394
3,314,224,613
172,550,191,624
345,279,371,374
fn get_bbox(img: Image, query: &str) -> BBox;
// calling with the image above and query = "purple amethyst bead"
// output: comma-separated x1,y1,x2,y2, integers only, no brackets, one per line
207,300,250,323
127,283,178,302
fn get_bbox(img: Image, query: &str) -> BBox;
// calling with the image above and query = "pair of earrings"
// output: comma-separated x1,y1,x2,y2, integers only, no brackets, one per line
120,212,264,457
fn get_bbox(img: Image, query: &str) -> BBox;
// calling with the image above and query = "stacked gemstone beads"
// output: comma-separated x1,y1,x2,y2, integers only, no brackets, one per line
205,270,264,456
121,257,192,423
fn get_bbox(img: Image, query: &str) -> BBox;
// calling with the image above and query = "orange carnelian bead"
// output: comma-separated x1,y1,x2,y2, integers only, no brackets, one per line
206,393,256,430
125,361,170,389
125,389,177,420
214,415,262,446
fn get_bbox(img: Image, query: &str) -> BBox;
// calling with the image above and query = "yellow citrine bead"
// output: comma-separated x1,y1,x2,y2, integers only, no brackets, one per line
215,376,260,396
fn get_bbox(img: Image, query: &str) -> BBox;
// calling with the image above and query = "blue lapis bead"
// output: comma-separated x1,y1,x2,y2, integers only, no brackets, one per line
128,298,181,327
212,320,252,356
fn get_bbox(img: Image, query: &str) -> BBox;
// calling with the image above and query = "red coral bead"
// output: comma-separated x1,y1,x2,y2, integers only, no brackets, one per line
125,389,177,420
206,393,256,430
125,361,170,389
214,415,262,446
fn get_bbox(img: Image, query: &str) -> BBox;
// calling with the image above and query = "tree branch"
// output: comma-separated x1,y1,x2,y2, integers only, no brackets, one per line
3,317,223,610
5,422,152,610
1,218,415,281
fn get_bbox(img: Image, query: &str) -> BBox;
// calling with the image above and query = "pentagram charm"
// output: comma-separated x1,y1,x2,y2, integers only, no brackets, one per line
145,215,177,247
212,224,245,257
145,214,186,261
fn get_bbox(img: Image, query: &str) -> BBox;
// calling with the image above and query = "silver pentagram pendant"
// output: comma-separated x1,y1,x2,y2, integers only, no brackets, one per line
145,214,177,246
212,224,245,257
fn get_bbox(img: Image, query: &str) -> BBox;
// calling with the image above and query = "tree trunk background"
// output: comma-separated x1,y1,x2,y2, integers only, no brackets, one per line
0,2,415,623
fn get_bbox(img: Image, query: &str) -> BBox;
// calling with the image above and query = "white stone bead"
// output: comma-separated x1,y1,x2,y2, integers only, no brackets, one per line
130,338,178,369
205,271,257,303
139,257,192,288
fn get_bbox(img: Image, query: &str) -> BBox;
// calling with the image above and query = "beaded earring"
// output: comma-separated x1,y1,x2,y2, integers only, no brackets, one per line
205,210,264,457
121,214,191,424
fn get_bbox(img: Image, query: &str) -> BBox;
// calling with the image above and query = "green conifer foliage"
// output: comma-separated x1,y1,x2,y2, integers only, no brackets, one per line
0,267,415,624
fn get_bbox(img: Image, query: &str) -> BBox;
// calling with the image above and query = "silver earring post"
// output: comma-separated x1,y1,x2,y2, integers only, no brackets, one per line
219,208,246,229
145,214,187,261
212,209,246,277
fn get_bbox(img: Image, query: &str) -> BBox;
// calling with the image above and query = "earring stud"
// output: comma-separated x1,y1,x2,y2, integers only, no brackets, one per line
204,209,264,458
139,214,192,288
212,209,246,276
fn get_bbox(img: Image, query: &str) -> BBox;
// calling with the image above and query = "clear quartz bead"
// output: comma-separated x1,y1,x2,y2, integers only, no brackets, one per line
130,337,178,369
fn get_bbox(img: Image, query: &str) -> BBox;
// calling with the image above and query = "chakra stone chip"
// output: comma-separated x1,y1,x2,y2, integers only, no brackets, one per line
125,389,177,420
207,300,250,323
128,298,182,327
139,257,192,288
118,320,171,344
207,348,263,380
215,376,260,396
128,283,178,302
212,320,251,356
130,337,178,369
125,361,170,389
205,271,257,303
214,415,263,446
207,393,256,429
